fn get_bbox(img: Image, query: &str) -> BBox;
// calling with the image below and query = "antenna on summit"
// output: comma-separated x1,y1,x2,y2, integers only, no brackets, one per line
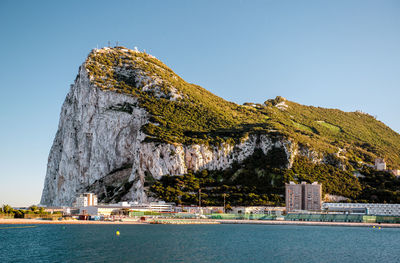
108,41,110,47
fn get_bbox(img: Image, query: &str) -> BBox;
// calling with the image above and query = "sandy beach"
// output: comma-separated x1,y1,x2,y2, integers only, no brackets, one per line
0,219,144,225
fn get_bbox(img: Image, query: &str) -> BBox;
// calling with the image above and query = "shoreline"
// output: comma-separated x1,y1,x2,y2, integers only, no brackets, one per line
1,218,400,228
0,219,144,225
217,219,400,228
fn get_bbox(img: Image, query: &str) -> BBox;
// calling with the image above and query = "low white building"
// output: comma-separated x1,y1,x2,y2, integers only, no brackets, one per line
177,206,224,214
323,203,400,216
79,201,176,216
179,206,203,214
375,158,387,171
231,206,285,215
44,206,71,215
149,201,175,212
80,205,127,216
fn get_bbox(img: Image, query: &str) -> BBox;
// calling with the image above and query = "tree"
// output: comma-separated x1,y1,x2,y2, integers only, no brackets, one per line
122,208,130,216
2,205,13,214
14,210,24,218
30,205,39,213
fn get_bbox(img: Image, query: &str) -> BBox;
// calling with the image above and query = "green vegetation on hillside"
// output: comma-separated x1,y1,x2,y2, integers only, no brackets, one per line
266,100,400,168
357,167,400,203
85,47,400,168
147,149,399,206
285,156,362,199
148,149,287,206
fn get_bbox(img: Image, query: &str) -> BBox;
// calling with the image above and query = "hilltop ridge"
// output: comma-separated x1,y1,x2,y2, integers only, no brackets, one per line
85,46,400,168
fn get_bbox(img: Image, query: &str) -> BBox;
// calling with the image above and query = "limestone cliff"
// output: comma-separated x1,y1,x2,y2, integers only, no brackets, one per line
40,63,297,205
41,47,400,206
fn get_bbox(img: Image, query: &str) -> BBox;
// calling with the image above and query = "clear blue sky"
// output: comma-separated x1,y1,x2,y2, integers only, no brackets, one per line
0,0,399,206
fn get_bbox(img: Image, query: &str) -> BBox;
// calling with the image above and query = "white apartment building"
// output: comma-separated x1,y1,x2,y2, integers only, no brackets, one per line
75,193,98,208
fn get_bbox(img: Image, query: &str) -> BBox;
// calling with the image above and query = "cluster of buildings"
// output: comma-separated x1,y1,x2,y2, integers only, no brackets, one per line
283,157,400,217
41,157,400,220
73,194,285,218
42,192,286,219
36,193,176,218
45,180,399,219
56,186,399,220
72,193,177,216
80,201,175,216
285,180,400,217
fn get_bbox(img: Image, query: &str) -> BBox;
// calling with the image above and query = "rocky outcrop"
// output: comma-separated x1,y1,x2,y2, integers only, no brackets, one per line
41,64,302,206
128,134,296,203
41,65,147,206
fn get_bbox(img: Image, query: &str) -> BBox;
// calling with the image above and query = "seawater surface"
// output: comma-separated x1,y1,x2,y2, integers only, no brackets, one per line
0,224,399,262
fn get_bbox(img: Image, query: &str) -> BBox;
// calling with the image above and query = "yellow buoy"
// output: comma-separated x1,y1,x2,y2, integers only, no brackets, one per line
378,227,381,230
373,226,375,228
116,231,120,236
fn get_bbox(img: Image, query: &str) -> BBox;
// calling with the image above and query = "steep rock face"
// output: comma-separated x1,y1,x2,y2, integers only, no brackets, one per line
129,134,296,203
41,66,298,206
41,66,147,206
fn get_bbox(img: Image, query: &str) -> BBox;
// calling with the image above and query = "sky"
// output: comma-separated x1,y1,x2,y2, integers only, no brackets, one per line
0,0,399,206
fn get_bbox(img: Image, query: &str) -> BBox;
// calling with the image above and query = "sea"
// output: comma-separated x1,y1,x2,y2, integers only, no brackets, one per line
0,224,399,263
